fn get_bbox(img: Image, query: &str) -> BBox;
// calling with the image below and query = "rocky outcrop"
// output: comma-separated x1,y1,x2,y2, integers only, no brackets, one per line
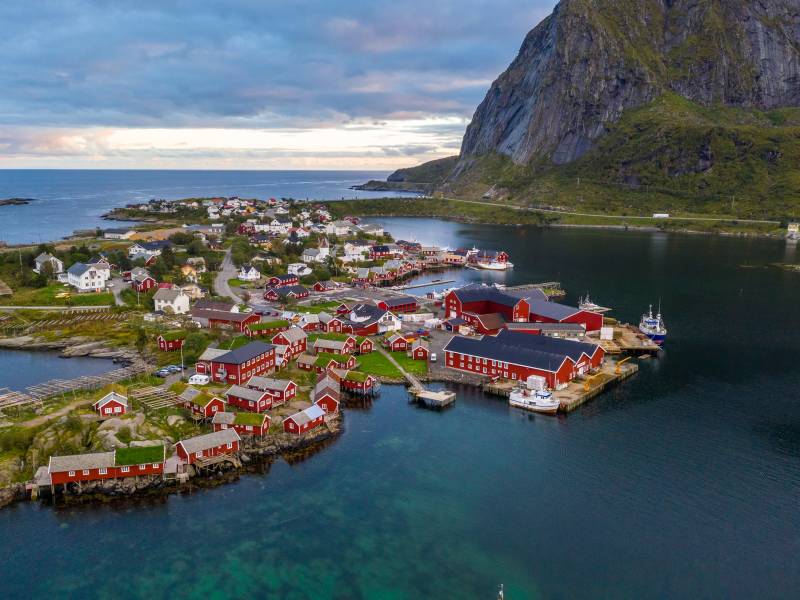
458,0,800,167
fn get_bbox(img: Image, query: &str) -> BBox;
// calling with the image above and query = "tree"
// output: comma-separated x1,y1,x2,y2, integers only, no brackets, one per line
135,327,148,354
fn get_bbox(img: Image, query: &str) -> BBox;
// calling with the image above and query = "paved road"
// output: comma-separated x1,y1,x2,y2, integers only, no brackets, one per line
439,196,781,225
214,249,240,301
108,277,126,306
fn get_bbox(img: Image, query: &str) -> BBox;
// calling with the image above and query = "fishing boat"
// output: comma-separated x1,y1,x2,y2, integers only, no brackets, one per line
639,304,667,345
579,293,612,314
475,259,514,271
509,388,560,414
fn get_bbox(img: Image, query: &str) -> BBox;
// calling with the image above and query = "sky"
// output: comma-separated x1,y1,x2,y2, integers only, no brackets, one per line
0,0,555,170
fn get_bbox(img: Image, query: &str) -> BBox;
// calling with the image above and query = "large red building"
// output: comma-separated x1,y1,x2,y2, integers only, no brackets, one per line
376,295,418,313
271,327,308,360
199,341,276,385
444,285,602,333
443,329,604,388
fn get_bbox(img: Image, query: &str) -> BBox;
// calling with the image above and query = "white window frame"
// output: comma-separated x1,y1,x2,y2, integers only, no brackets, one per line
99,468,107,475
82,469,89,475
121,466,130,473
68,470,75,477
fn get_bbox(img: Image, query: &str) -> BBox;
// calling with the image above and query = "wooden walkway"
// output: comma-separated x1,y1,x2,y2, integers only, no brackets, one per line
376,347,423,391
0,278,12,296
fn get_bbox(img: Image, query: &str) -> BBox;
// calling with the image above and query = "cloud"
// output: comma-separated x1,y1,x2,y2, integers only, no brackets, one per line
0,0,556,168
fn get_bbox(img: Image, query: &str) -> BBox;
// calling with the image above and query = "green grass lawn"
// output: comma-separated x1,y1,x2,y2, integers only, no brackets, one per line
225,335,252,350
391,351,429,376
0,283,114,306
355,352,403,378
301,300,344,314
227,278,258,288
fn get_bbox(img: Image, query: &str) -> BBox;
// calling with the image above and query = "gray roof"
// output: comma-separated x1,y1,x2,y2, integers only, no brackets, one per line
224,385,267,402
177,429,240,454
246,376,292,392
49,451,115,473
197,348,228,362
215,341,274,365
153,287,183,302
211,412,236,425
67,262,93,277
35,252,59,264
274,327,307,343
284,404,325,426
314,338,347,351
179,386,203,403
443,330,601,373
526,299,581,321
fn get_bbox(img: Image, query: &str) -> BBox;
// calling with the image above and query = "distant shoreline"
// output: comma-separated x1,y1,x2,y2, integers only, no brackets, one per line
0,198,35,207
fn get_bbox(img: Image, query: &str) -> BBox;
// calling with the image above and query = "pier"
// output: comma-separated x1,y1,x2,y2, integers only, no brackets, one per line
595,324,661,355
377,347,456,409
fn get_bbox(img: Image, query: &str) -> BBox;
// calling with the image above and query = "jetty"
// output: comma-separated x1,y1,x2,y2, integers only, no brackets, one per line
595,324,661,355
392,279,456,291
376,347,456,409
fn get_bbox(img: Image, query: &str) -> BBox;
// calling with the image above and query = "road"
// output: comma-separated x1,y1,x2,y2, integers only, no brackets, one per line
109,277,126,306
214,248,240,301
436,196,783,226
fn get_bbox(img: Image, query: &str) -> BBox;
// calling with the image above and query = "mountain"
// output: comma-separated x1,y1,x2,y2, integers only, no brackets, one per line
385,0,800,217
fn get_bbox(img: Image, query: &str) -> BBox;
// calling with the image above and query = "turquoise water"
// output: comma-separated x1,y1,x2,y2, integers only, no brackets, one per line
2,221,800,598
0,169,416,244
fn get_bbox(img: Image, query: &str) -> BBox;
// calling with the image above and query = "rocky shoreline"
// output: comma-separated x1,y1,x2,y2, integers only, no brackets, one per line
2,415,343,510
0,335,139,362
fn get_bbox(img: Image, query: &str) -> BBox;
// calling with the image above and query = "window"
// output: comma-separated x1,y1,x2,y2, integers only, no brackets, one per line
139,464,147,470
195,451,202,458
68,470,75,477
82,469,89,475
99,468,107,475
246,426,252,431
121,466,130,473
152,463,160,469
226,442,233,449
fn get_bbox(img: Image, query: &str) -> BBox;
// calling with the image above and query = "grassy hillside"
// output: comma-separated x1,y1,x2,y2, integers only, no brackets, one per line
444,94,800,220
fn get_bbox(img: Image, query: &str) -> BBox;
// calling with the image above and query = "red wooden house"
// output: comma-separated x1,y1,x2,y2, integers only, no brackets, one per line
131,273,157,292
339,370,378,394
179,387,226,419
314,390,340,414
314,353,356,373
410,339,430,360
212,411,270,437
335,303,351,315
369,244,392,260
271,327,307,359
319,313,347,333
225,384,274,412
190,308,261,333
313,335,356,355
157,331,186,351
356,336,374,354
244,376,297,405
92,392,128,417
283,405,325,435
384,333,409,352
244,319,290,337
268,274,299,287
175,429,240,465
313,280,335,293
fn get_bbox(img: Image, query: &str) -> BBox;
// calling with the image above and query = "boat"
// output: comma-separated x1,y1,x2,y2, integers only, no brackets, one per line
579,292,612,314
639,304,667,345
509,388,560,414
475,260,514,271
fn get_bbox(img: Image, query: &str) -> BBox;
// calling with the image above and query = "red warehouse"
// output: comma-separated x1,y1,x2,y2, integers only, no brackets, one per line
212,411,270,437
175,429,241,465
47,445,166,486
376,295,419,314
190,308,261,333
283,405,325,435
92,391,128,417
443,330,604,388
526,299,603,333
444,285,544,323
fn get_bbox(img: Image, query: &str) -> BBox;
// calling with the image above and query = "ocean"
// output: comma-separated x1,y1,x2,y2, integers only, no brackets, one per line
0,169,414,245
2,214,800,598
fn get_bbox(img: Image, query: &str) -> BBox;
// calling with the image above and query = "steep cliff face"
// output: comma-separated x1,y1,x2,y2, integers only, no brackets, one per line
458,0,800,168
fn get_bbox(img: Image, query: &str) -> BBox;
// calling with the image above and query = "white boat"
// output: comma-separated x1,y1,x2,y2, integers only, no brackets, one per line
639,303,667,345
509,388,560,414
476,260,514,271
579,293,612,314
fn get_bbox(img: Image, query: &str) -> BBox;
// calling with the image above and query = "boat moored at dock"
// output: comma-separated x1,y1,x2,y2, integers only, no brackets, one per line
509,388,559,414
639,304,667,345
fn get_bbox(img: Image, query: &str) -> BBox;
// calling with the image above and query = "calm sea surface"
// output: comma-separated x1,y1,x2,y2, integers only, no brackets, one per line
0,349,116,391
2,217,800,598
0,169,414,245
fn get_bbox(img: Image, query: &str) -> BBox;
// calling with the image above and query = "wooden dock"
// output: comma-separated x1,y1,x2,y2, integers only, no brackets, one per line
596,324,661,356
411,389,456,409
553,361,639,412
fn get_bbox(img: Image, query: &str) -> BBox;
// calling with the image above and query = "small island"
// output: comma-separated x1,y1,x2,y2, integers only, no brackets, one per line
0,198,36,207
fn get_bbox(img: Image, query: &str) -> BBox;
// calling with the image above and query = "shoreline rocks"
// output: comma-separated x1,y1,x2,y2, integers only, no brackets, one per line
0,335,138,362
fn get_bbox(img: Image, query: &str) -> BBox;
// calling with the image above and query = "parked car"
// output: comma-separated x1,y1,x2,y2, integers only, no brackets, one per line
154,369,170,378
166,365,182,374
188,374,210,385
